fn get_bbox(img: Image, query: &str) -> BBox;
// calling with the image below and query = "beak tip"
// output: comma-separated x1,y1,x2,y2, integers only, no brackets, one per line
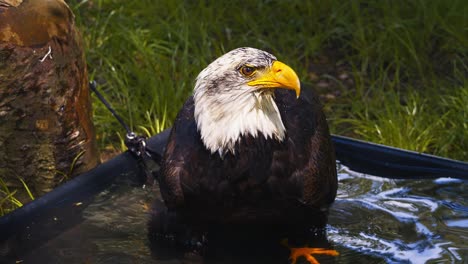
296,81,301,98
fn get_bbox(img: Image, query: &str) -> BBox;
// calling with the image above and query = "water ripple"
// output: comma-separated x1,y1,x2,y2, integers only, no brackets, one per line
329,165,467,263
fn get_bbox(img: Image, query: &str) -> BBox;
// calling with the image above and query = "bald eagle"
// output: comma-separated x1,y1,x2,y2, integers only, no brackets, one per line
155,47,338,262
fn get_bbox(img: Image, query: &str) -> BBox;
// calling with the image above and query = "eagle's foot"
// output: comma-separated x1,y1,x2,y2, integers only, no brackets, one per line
289,247,339,264
282,239,339,264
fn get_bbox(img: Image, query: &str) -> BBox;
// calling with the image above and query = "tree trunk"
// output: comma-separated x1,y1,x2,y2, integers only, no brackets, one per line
0,0,100,199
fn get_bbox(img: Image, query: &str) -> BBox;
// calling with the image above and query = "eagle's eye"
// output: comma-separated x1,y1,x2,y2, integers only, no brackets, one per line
239,65,256,77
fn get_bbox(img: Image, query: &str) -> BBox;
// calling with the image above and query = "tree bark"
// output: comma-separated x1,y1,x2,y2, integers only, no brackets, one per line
0,0,100,198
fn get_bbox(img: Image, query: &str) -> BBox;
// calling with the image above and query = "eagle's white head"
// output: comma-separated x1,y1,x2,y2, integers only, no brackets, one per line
193,47,301,156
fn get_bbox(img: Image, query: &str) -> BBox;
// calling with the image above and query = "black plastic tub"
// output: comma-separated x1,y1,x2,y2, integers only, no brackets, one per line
1,130,467,260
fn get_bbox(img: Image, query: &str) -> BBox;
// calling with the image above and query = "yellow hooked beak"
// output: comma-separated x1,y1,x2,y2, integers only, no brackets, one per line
247,61,301,98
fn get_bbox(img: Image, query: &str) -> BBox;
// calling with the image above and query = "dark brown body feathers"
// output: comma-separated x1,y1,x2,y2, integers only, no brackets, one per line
159,87,337,229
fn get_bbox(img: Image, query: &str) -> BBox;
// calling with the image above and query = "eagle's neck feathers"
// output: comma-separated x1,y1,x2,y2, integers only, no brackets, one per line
194,90,285,156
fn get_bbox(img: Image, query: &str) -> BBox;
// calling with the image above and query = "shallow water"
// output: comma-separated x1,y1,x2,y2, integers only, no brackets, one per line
14,164,468,263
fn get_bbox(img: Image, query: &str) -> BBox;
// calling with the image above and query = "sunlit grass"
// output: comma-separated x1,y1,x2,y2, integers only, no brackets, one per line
330,87,466,158
72,0,467,161
0,177,35,216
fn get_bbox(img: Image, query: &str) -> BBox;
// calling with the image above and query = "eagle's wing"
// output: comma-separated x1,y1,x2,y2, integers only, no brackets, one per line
159,96,199,209
273,86,337,208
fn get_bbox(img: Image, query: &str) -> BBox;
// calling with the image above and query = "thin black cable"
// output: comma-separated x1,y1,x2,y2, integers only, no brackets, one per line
89,81,157,184
89,81,132,135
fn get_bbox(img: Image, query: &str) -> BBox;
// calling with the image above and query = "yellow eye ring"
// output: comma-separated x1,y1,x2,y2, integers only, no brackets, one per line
239,65,256,77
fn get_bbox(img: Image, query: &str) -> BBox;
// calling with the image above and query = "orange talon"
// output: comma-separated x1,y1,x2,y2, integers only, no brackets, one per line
289,247,339,264
282,239,339,264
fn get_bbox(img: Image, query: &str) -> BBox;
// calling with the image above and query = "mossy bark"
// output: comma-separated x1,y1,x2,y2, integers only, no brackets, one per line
0,0,100,197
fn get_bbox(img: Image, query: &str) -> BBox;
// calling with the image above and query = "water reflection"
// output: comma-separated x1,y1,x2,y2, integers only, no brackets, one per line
147,199,337,264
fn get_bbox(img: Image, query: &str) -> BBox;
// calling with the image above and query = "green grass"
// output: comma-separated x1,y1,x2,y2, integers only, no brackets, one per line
0,148,85,216
72,0,467,161
0,177,35,216
331,85,467,158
